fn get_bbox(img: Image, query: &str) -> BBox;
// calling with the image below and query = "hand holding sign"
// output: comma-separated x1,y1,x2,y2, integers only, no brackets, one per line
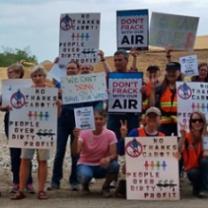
120,120,128,138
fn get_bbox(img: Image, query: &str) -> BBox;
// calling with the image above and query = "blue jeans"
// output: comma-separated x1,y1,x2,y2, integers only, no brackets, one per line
51,102,102,186
77,160,119,185
187,157,208,192
51,106,79,186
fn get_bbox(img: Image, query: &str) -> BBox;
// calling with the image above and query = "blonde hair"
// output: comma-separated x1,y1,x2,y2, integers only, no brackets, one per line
30,65,47,78
7,63,24,78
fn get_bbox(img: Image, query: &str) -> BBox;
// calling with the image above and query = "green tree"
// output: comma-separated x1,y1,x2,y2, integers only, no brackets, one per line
0,47,37,67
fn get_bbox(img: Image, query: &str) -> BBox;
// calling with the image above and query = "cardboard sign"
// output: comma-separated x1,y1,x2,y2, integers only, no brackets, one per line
47,63,66,82
59,13,100,67
125,136,180,200
177,81,208,135
8,88,58,149
179,55,198,76
150,12,199,50
74,106,95,130
108,72,142,113
61,72,107,104
203,136,208,156
1,79,32,107
117,9,149,50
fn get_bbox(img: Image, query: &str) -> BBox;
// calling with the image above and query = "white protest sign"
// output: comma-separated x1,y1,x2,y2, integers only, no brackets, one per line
59,13,100,67
117,9,149,50
108,72,142,113
177,81,208,135
150,12,199,50
1,79,32,107
8,88,58,149
74,106,95,130
47,63,66,82
179,55,198,76
61,72,107,104
125,136,180,200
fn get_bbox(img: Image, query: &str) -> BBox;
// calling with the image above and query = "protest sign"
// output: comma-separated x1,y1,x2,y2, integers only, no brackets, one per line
108,72,142,113
1,79,32,107
177,81,208,135
117,9,149,50
8,88,58,149
179,55,198,76
150,12,199,50
125,136,180,200
47,63,66,82
59,13,100,67
74,106,95,130
61,72,107,104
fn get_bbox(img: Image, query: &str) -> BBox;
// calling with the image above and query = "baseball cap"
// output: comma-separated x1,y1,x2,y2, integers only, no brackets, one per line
166,62,181,71
145,107,161,116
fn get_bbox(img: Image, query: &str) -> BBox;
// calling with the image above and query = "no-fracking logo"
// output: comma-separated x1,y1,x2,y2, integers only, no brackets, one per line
10,90,26,109
125,138,143,158
177,83,192,100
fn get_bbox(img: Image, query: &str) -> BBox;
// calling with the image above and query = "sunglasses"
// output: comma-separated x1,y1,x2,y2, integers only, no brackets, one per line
191,118,203,123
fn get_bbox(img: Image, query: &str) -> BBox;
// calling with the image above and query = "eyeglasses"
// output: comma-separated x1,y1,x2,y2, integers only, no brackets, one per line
191,118,203,123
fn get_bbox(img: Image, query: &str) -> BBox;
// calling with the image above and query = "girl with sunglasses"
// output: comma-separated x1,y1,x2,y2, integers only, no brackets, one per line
180,112,208,198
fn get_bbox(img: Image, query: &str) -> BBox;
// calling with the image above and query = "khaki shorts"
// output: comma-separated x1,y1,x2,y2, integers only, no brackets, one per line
21,149,50,161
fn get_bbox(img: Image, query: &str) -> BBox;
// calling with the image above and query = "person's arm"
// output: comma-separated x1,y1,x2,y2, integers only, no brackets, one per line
98,50,111,73
99,143,117,167
129,48,139,71
71,128,82,156
165,45,172,63
149,84,157,107
56,99,62,117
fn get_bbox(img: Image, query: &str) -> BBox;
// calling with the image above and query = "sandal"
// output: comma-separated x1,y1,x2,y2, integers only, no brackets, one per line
11,191,26,200
37,191,48,200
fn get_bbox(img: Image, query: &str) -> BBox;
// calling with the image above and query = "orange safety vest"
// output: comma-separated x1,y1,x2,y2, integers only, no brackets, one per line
183,132,203,171
160,87,177,124
142,81,151,110
138,127,165,137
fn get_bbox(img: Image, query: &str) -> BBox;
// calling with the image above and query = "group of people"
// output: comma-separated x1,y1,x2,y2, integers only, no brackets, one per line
0,48,208,200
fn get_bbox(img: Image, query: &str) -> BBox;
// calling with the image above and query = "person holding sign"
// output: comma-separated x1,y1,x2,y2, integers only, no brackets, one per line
106,50,142,140
11,66,60,200
116,107,165,197
73,110,119,197
191,63,208,82
179,112,208,198
50,61,103,191
150,62,183,136
0,63,34,194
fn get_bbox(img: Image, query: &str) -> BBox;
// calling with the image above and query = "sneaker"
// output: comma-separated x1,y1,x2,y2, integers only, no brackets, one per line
10,184,19,194
26,184,35,194
102,188,112,198
90,178,96,184
109,181,116,189
70,184,80,191
197,191,208,198
81,183,90,195
11,191,26,200
47,183,60,191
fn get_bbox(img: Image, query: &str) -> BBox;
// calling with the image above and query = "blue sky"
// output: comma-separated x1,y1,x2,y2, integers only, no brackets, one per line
0,0,207,62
